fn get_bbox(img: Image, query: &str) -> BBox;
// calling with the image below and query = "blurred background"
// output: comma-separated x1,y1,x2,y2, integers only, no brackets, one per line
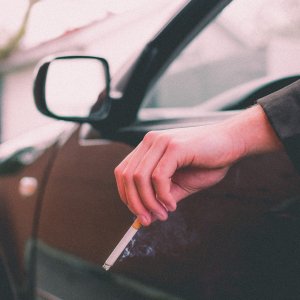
0,0,300,142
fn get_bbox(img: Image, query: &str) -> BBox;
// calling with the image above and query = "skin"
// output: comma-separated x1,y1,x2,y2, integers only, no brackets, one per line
115,105,283,226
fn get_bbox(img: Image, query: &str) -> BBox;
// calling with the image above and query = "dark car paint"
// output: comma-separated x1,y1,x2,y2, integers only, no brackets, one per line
35,127,300,299
1,0,300,299
0,125,69,297
0,142,59,282
1,121,300,299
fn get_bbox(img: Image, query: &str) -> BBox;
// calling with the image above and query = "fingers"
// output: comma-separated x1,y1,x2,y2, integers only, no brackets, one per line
151,144,180,211
115,132,176,225
114,124,238,226
115,147,139,205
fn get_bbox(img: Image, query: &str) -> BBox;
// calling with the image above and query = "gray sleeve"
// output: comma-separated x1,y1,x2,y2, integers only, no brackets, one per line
257,80,300,173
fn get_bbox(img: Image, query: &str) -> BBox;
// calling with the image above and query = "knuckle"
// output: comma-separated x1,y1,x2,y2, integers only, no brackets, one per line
167,140,180,152
114,166,121,177
143,131,157,144
157,133,171,144
122,170,132,185
151,170,161,184
133,171,144,184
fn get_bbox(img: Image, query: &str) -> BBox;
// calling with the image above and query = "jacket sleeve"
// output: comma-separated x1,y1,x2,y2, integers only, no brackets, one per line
257,80,300,173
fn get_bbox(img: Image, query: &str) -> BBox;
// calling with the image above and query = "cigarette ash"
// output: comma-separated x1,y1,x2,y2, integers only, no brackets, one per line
120,210,197,261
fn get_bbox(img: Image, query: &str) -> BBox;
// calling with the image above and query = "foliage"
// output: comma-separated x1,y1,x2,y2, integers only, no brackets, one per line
0,0,41,60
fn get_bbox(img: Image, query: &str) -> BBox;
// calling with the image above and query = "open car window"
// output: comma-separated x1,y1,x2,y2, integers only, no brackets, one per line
139,0,300,117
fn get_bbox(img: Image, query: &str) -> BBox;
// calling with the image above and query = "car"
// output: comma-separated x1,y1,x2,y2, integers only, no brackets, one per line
0,0,300,299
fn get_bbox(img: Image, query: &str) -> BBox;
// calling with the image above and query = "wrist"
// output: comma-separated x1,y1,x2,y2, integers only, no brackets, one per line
227,105,283,159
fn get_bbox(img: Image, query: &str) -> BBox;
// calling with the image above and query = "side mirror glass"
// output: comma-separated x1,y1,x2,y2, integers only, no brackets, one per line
34,56,111,122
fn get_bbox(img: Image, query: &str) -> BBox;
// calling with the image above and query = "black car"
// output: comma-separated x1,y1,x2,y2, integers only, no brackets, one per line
0,0,300,299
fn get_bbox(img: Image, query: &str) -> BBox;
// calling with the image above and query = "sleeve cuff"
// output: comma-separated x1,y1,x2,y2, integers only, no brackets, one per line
257,80,300,173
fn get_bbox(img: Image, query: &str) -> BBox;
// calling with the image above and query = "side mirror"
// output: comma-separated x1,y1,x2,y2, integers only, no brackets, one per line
33,55,111,123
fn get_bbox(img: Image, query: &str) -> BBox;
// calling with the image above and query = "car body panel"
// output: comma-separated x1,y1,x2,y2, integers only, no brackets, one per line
0,124,70,285
0,142,58,284
34,126,300,299
37,128,133,262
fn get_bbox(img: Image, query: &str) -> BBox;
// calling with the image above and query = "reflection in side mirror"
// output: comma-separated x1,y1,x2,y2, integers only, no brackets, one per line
46,58,106,118
34,55,110,122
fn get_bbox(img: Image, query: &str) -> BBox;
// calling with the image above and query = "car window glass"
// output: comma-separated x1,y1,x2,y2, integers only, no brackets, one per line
140,0,300,114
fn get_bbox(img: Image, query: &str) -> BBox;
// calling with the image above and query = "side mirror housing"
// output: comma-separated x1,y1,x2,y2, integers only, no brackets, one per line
33,55,111,123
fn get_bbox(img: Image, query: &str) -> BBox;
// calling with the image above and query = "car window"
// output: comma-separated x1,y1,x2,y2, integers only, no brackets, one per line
140,0,300,112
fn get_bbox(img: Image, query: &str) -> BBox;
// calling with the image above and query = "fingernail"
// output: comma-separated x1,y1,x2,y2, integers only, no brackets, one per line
139,215,150,226
168,202,177,212
156,211,168,220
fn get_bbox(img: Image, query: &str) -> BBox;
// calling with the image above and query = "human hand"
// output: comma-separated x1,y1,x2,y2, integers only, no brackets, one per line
115,123,242,226
114,106,282,226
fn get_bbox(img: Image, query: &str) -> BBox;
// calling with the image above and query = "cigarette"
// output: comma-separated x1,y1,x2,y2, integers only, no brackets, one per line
102,218,142,271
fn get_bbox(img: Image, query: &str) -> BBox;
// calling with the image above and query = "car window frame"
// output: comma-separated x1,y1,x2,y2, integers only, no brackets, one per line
94,0,233,134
